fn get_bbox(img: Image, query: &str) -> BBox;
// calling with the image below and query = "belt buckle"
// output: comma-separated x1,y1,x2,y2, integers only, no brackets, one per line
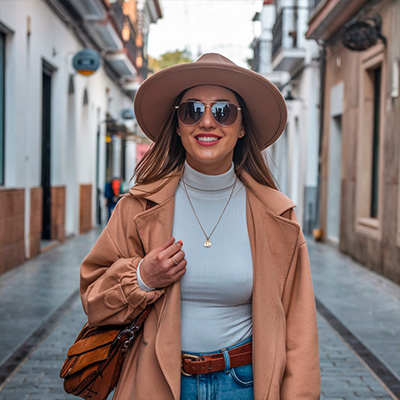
181,353,202,377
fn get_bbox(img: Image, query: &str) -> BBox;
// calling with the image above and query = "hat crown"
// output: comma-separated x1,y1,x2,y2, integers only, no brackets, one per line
195,53,236,66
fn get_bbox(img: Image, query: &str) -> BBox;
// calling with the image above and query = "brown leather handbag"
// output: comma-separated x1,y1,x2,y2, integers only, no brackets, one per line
59,306,151,400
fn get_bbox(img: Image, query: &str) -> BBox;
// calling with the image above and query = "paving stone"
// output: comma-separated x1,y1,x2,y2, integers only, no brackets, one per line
307,237,400,382
318,314,392,399
0,229,100,366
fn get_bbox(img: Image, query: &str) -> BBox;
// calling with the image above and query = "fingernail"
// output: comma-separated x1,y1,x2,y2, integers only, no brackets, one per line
177,240,183,246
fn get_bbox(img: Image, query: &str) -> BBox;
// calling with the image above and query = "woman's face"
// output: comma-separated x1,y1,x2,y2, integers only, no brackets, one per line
177,85,245,175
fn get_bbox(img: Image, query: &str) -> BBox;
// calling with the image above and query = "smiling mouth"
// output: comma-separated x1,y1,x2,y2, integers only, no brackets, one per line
195,135,221,142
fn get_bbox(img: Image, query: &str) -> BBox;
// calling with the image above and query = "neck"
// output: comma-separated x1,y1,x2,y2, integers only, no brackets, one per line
182,160,236,191
185,159,233,176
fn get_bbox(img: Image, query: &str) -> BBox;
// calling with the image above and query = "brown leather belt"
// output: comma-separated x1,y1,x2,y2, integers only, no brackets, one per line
181,342,252,376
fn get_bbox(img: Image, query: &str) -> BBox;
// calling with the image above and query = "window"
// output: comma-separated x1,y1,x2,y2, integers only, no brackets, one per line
355,44,385,239
370,66,381,219
0,32,5,185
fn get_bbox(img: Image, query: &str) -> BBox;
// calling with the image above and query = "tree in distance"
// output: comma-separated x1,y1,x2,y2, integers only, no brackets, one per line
148,50,193,73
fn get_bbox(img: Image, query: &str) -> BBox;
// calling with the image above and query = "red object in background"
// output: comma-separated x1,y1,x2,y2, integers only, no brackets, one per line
264,0,273,4
111,179,121,196
136,144,151,163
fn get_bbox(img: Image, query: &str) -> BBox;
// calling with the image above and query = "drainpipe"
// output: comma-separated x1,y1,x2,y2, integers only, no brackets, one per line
314,41,326,239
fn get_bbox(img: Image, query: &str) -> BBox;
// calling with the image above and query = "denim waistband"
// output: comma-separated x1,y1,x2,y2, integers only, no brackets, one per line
181,336,252,357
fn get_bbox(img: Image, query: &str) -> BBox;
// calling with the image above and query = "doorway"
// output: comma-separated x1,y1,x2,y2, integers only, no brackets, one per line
41,61,54,240
327,115,342,245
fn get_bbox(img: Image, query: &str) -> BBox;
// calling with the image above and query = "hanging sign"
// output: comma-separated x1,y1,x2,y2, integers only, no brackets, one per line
72,49,100,76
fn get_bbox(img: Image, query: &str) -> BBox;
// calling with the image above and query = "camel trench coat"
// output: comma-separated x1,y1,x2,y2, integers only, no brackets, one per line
80,169,321,400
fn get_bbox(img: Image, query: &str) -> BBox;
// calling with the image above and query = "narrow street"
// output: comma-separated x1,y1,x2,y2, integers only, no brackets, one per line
0,230,398,400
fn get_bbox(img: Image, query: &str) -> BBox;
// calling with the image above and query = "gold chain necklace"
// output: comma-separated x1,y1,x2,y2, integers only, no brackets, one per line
181,177,237,248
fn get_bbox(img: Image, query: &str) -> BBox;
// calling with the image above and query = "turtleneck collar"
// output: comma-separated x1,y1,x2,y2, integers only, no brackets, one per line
182,161,236,191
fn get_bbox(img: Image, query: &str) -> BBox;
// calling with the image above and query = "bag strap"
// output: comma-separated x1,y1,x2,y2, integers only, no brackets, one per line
129,305,152,331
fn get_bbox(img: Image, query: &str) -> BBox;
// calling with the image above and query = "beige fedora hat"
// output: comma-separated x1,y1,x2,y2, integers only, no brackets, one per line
134,53,287,150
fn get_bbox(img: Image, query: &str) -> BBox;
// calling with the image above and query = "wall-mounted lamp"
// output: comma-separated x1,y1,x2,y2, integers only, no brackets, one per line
284,90,295,101
342,13,387,51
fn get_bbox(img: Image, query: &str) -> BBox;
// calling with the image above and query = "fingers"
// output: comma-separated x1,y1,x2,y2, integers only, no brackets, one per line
156,236,175,252
171,249,185,266
171,264,186,281
169,258,187,280
160,239,183,259
141,237,186,288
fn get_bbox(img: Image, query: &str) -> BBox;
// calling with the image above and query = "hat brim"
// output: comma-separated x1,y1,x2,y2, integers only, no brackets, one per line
134,62,287,150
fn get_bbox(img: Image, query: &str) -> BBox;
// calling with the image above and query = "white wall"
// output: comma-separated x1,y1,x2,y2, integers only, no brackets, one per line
0,0,133,245
254,0,320,230
259,4,275,75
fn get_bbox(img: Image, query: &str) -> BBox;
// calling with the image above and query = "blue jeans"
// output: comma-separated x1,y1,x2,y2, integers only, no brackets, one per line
180,336,253,400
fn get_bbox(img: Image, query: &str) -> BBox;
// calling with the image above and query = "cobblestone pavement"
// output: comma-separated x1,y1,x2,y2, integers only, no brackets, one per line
0,231,398,400
0,229,101,366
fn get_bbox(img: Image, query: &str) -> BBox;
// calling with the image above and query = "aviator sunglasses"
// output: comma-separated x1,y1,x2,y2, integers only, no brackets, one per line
175,101,241,127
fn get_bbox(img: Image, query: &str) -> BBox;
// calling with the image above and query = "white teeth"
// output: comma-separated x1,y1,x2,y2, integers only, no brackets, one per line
197,136,219,142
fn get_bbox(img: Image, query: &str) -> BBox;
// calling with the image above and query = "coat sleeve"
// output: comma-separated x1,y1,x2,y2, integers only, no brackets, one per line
280,216,321,399
80,196,165,327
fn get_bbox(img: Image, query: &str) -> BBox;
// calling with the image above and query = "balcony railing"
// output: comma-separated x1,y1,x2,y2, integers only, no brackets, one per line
272,7,302,59
272,11,283,59
125,39,137,62
109,0,124,32
271,6,308,72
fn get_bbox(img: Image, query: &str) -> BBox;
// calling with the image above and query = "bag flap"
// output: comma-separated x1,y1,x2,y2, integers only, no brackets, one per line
67,329,120,357
61,345,115,378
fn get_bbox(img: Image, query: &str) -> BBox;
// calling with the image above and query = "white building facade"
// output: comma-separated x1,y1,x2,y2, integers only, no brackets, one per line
0,0,161,274
251,0,320,233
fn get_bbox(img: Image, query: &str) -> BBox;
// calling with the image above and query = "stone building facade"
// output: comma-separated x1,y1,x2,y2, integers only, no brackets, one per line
307,0,400,283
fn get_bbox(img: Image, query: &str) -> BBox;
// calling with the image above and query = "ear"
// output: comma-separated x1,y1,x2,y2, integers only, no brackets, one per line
239,127,245,138
176,129,181,136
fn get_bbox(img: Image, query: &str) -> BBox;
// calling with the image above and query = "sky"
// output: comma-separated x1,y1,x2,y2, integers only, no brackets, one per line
147,0,261,68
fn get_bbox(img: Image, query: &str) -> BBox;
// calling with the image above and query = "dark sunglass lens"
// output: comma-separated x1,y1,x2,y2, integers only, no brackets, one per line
179,102,204,125
212,103,237,125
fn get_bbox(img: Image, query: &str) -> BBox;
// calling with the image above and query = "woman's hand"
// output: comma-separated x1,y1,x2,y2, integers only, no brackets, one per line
140,237,187,289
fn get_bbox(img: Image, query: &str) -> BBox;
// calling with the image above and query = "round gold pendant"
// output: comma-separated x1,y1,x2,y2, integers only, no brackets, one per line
204,239,212,248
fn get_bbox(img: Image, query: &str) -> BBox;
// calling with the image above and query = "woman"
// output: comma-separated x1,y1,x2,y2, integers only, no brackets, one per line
80,53,321,399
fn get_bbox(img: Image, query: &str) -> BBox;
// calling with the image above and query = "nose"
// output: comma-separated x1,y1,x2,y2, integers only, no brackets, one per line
199,105,216,129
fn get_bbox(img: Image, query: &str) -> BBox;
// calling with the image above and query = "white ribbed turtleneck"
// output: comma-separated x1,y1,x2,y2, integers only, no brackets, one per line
175,161,253,352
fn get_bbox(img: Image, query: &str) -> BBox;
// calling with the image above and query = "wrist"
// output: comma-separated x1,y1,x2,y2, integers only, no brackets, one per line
137,259,156,292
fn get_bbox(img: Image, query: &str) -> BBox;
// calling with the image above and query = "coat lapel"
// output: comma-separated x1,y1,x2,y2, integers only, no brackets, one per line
132,174,183,400
241,172,300,399
246,190,300,399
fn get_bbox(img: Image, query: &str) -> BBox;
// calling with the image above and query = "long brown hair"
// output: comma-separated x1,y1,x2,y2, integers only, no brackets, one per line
133,90,279,190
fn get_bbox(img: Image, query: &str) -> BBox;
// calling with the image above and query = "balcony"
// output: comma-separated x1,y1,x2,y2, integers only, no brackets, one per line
105,49,137,78
109,0,125,32
271,7,307,74
64,0,107,20
105,22,139,79
83,19,124,51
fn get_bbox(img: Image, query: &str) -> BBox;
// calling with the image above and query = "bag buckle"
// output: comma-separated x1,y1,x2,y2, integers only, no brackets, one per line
181,353,202,377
